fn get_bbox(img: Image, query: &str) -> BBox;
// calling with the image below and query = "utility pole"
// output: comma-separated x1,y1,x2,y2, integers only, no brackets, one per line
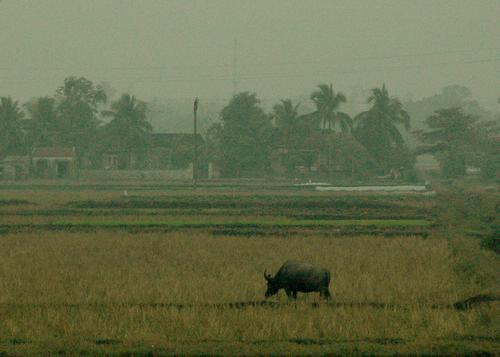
193,97,199,188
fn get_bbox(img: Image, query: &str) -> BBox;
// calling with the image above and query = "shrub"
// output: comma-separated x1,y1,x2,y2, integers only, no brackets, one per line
480,229,499,254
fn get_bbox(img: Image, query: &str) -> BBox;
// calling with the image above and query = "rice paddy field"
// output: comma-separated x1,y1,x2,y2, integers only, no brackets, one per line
0,182,498,355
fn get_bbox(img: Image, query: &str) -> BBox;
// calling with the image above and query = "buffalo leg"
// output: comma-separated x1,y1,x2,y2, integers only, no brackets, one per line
292,291,297,299
321,288,331,300
285,289,292,299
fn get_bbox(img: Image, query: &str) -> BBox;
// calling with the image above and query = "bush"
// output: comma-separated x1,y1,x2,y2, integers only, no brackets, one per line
480,230,499,254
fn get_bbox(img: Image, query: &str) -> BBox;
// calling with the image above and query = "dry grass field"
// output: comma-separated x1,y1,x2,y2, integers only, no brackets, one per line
0,232,498,354
0,187,498,354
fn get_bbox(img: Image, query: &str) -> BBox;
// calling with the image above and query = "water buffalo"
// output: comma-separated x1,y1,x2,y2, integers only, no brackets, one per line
264,260,331,300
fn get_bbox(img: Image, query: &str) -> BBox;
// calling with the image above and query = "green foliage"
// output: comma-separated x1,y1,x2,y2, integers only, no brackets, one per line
354,85,411,172
404,85,494,133
218,92,273,177
55,76,107,162
435,188,498,235
23,97,59,148
205,122,222,163
479,153,499,180
314,132,378,178
102,93,151,169
272,99,304,149
416,108,480,178
169,140,195,169
280,149,317,175
271,99,320,176
0,96,25,154
310,84,352,132
65,194,427,213
477,118,500,180
0,198,34,206
0,80,491,183
480,231,499,254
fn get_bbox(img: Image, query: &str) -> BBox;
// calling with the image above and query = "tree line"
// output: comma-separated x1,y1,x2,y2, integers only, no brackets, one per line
0,76,498,179
207,85,499,180
0,77,151,169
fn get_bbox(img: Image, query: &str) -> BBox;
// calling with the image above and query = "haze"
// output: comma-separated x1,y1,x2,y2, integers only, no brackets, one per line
0,0,499,109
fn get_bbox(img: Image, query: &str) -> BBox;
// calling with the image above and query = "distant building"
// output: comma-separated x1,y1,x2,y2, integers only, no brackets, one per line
101,152,119,170
77,132,206,181
208,161,220,179
0,155,30,180
270,132,376,179
32,147,77,179
148,133,204,170
415,154,440,173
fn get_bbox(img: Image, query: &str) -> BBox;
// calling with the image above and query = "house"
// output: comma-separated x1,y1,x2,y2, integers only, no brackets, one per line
95,133,205,171
77,132,206,181
270,132,376,179
148,133,205,172
102,152,119,170
32,147,77,179
415,154,440,173
0,155,30,180
208,161,220,179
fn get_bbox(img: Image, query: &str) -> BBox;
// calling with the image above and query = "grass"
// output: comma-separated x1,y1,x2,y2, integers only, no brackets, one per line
2,232,459,304
65,194,430,211
56,218,430,226
0,231,497,354
0,218,433,238
0,187,497,354
0,218,430,227
1,305,496,355
0,198,35,206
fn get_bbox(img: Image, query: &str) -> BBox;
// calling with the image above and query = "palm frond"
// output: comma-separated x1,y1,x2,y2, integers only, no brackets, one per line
335,112,353,133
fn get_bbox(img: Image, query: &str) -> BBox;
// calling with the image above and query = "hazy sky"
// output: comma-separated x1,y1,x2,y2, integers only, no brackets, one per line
0,0,499,109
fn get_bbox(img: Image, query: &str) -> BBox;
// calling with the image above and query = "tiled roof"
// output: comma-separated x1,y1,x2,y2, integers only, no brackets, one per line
32,147,75,158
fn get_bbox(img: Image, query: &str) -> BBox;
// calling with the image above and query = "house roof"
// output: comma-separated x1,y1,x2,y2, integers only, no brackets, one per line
1,155,30,163
32,147,75,158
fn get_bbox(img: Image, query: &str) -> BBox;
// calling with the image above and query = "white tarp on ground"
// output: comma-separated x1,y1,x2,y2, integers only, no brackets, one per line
294,182,330,186
316,185,428,192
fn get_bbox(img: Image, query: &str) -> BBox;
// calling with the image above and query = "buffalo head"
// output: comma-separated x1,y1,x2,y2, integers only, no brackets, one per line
264,269,279,298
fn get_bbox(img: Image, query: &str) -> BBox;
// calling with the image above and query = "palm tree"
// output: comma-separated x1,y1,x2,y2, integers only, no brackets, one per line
0,97,25,154
354,84,410,170
102,94,152,168
272,99,301,150
310,84,352,132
